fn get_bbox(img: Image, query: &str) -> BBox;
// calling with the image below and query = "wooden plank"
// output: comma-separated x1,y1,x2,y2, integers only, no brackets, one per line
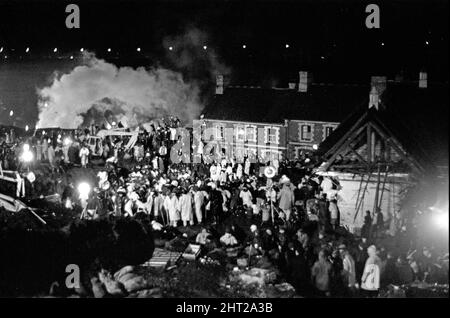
322,123,368,171
367,124,372,164
324,112,369,158
368,122,424,175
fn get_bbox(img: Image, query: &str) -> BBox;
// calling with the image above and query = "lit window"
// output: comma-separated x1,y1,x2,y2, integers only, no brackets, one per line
215,124,225,140
235,125,245,142
323,125,337,140
245,125,257,142
300,124,312,141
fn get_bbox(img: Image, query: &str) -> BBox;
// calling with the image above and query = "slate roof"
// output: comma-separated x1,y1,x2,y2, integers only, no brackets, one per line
202,84,370,123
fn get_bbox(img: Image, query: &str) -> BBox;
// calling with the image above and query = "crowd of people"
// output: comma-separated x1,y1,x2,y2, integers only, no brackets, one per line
0,121,448,298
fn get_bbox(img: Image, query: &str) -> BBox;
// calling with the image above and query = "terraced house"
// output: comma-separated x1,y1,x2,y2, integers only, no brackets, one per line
193,72,369,162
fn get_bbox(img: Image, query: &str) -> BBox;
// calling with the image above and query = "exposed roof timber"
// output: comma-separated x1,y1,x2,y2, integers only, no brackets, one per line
322,123,369,170
323,112,369,158
368,122,425,175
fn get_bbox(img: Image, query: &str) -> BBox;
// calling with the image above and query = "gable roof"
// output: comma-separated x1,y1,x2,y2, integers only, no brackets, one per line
202,84,369,124
318,81,448,172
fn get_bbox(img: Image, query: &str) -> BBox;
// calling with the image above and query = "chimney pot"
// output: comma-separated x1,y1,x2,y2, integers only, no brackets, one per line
216,75,224,95
419,71,427,88
298,71,311,92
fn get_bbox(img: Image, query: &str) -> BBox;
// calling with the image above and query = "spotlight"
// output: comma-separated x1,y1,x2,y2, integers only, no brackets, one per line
0,47,3,53
203,45,207,50
169,46,173,51
80,48,84,52
70,55,74,60
107,48,112,52
312,144,318,150
242,44,246,49
285,44,290,48
64,137,72,146
23,144,30,152
9,110,13,117
432,211,449,230
25,47,30,53
53,48,58,53
78,182,91,200
25,125,29,132
136,47,141,52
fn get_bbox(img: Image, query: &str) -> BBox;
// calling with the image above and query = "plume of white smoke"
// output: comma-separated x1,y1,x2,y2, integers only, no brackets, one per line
36,28,230,129
163,27,231,83
36,52,202,129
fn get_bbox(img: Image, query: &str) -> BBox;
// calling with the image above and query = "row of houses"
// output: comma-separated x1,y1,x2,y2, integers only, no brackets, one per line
193,71,441,163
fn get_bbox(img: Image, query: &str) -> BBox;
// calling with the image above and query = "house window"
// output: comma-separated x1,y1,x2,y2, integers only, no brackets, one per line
235,125,245,142
300,124,313,141
215,124,225,140
322,124,337,140
245,125,257,142
264,126,280,144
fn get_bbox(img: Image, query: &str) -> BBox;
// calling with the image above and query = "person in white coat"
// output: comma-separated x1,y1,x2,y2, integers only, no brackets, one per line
361,245,382,297
179,189,194,226
164,192,180,227
193,186,204,224
79,144,90,168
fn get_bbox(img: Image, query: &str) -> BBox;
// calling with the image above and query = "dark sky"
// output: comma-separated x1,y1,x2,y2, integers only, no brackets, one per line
0,0,448,82
0,0,448,136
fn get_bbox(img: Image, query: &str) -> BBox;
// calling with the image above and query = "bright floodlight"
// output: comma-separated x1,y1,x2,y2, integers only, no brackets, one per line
285,44,290,48
64,137,72,146
53,47,58,52
0,47,3,53
9,110,13,116
432,211,449,230
78,182,91,199
70,55,74,60
107,48,112,52
203,45,207,50
25,125,29,131
169,46,173,51
136,47,141,52
21,150,33,163
25,47,30,53
312,144,318,150
242,44,246,49
23,144,30,152
80,48,84,52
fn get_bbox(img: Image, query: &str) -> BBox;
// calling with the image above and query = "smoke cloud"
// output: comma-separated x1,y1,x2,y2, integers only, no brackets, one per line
36,53,201,129
36,28,230,129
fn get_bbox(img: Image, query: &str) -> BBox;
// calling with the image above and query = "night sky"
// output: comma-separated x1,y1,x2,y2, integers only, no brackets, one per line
0,0,448,134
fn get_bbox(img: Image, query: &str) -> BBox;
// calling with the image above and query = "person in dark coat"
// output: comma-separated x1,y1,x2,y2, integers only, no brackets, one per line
286,244,312,297
361,211,372,239
209,186,224,224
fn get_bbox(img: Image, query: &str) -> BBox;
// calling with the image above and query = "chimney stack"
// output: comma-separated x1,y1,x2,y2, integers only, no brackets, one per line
369,76,387,110
369,86,380,109
216,75,224,95
298,71,311,92
419,71,427,88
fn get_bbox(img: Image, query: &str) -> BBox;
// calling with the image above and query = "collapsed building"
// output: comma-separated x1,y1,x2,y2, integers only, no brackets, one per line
315,75,448,233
